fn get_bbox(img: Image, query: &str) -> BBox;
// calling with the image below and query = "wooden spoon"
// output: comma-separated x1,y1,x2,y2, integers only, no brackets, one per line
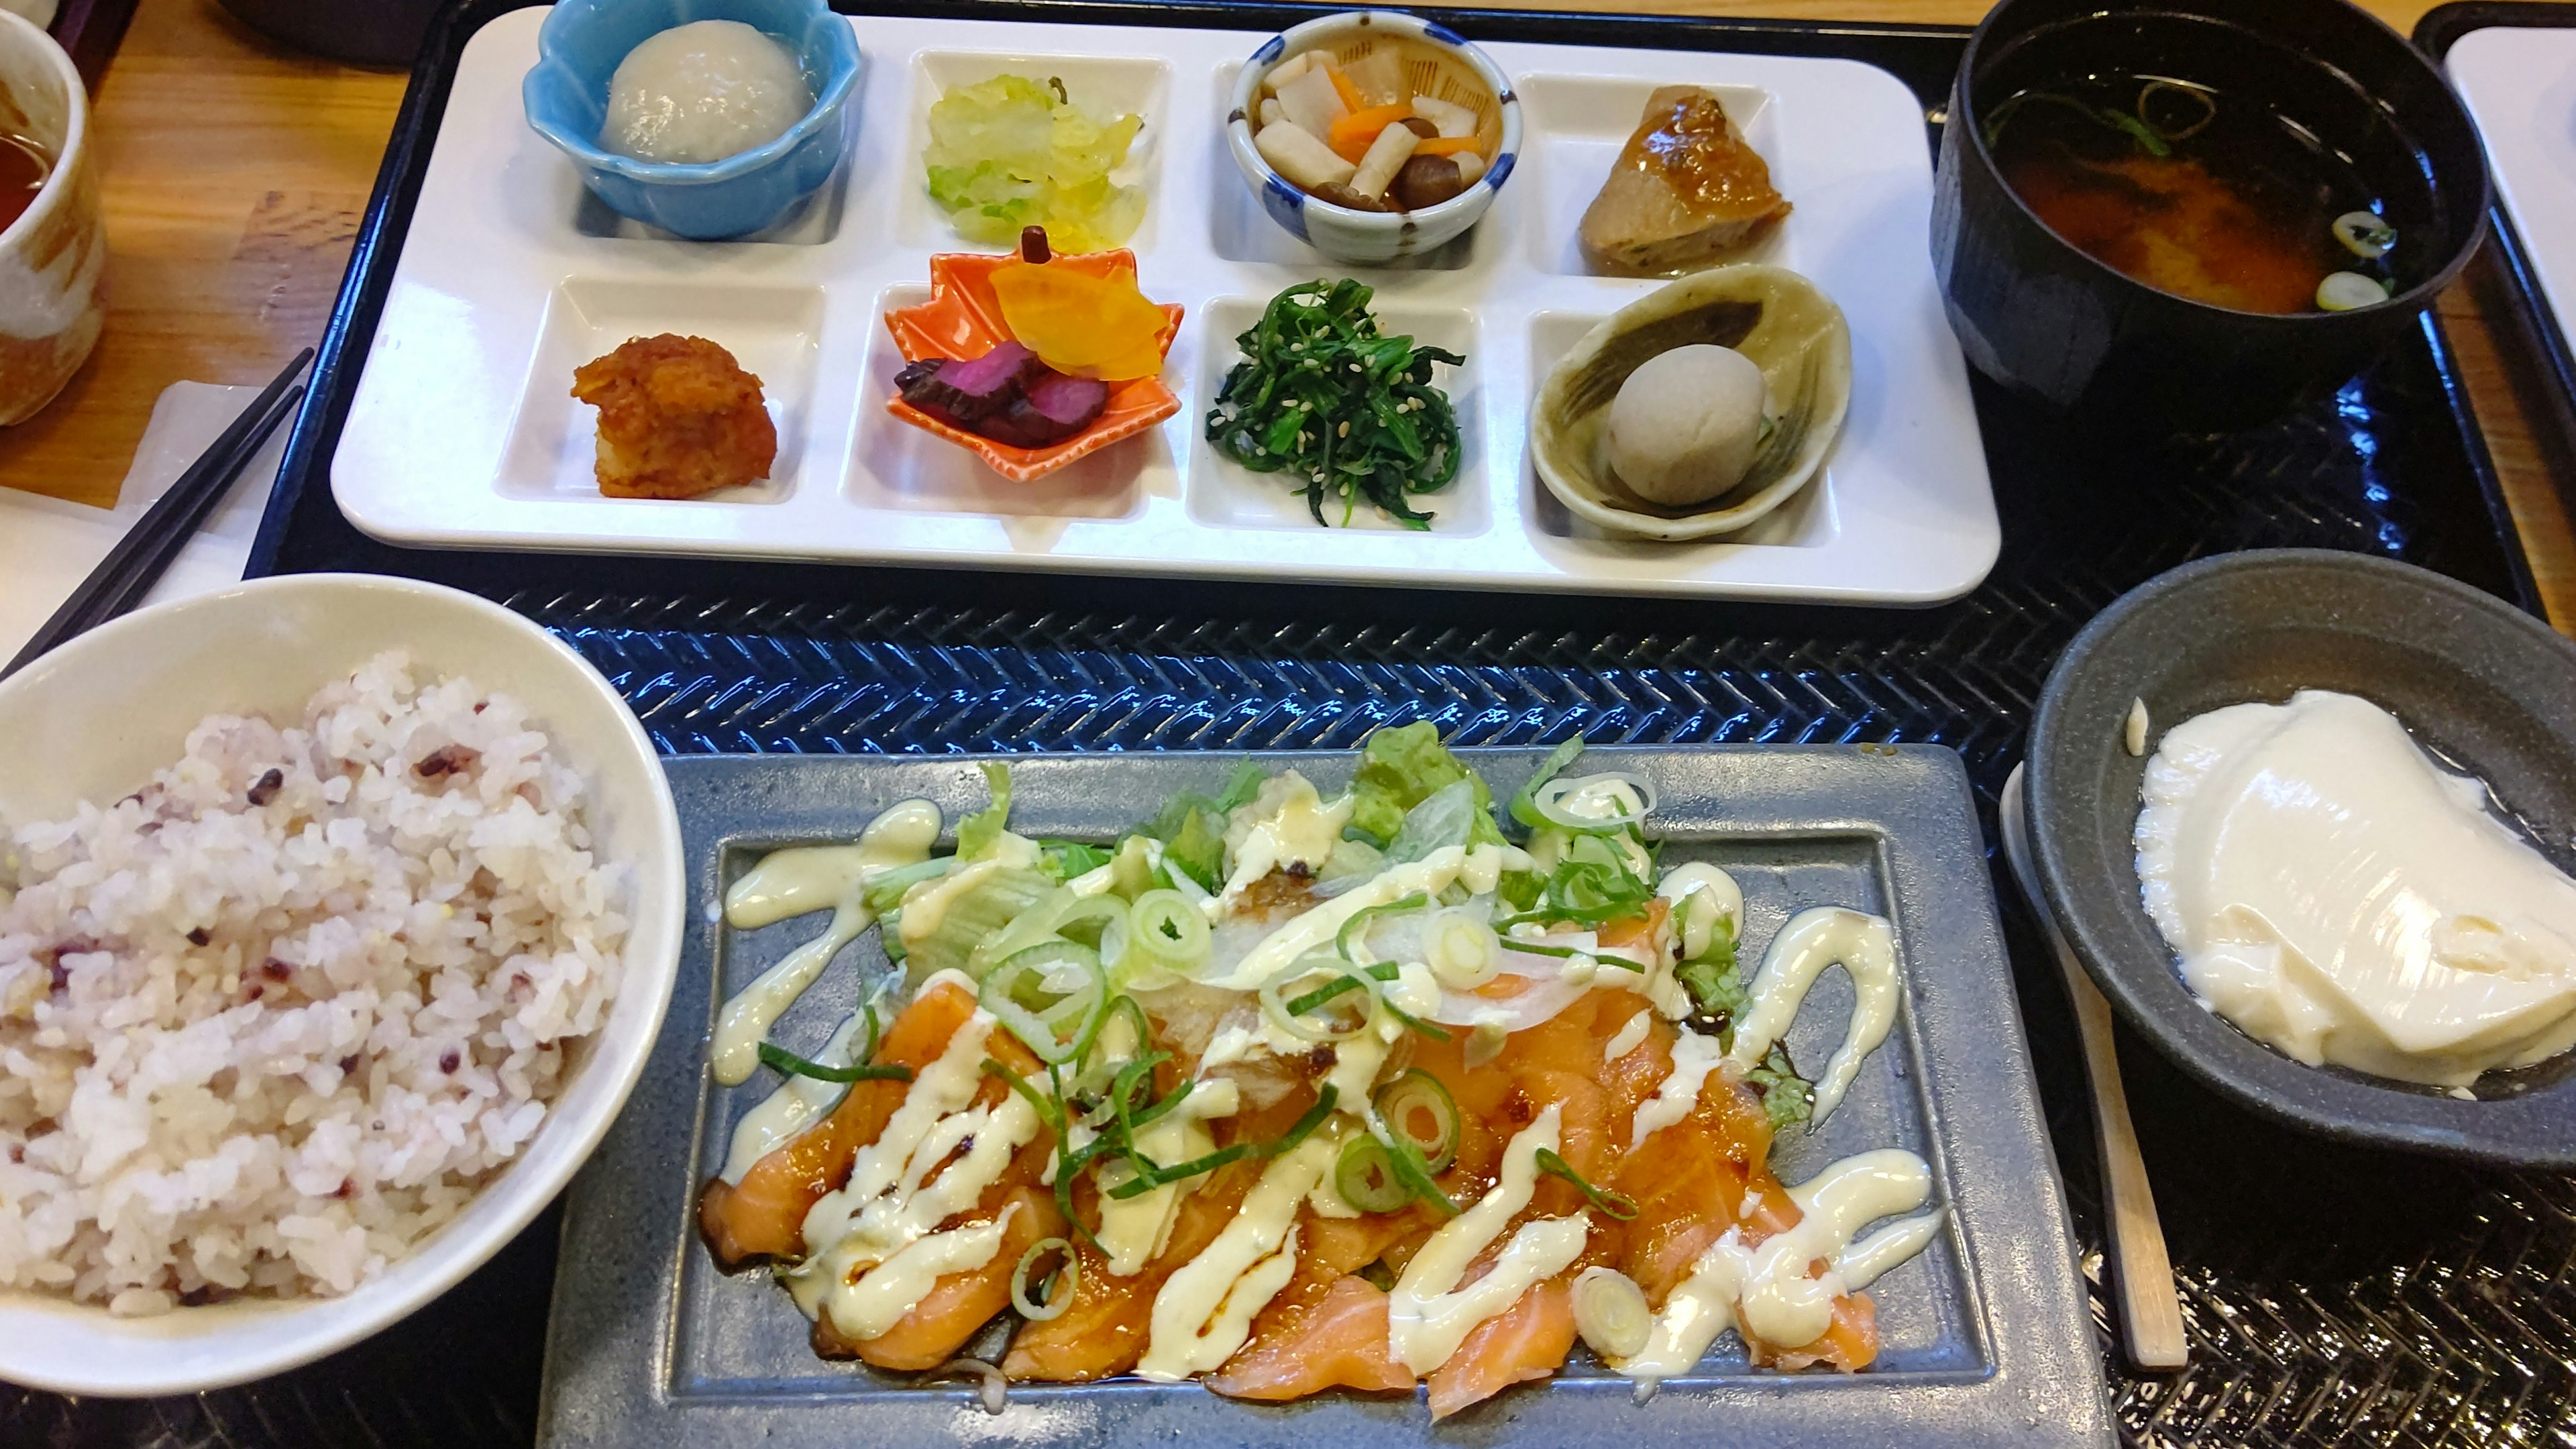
2000,764,2189,1371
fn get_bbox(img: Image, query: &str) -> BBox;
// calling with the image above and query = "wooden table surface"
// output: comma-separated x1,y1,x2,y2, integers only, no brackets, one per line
6,0,2573,627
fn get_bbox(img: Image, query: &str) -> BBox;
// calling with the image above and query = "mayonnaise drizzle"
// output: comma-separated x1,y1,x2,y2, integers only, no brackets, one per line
899,834,1041,945
1203,843,1517,990
1138,1127,1343,1381
1213,771,1353,916
1387,1104,1593,1375
1613,1148,1942,1384
1603,1008,1653,1065
1629,1026,1725,1149
1096,1077,1240,1276
1725,907,1900,1125
813,1202,1020,1342
1658,862,1743,961
721,1008,866,1183
710,801,941,1086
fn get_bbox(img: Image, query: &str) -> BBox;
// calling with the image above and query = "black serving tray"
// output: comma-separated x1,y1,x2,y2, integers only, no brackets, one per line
1,2,2564,1446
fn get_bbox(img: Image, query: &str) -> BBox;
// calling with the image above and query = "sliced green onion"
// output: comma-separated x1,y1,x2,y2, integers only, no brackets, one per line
1424,908,1499,989
1084,992,1150,1067
1507,736,1588,831
2318,271,2391,311
1381,1130,1458,1216
981,940,1107,1065
1571,1267,1652,1358
1012,1237,1079,1321
1336,891,1431,965
1334,1135,1415,1214
971,889,1126,978
756,1041,914,1084
1129,890,1212,967
1106,1144,1250,1198
982,1056,1069,1140
2333,211,2397,259
1262,959,1374,1042
1374,1069,1460,1173
1529,773,1656,835
1266,1083,1339,1158
1535,1147,1638,1220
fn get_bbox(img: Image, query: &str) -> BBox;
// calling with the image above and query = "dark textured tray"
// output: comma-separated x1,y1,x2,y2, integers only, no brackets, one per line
1,1,2563,1446
546,747,2106,1448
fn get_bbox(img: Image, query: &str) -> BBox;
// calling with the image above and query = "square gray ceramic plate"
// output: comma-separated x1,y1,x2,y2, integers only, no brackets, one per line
536,747,2110,1448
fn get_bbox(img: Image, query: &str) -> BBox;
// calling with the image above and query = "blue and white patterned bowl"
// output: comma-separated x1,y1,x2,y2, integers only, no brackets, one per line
1226,10,1519,266
523,0,861,241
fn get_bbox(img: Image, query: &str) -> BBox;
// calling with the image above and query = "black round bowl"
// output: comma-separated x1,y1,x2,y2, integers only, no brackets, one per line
219,0,446,66
1931,0,2491,434
2025,550,2576,1165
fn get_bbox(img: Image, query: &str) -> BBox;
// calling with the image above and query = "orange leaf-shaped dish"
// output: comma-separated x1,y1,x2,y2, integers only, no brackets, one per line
883,249,1184,483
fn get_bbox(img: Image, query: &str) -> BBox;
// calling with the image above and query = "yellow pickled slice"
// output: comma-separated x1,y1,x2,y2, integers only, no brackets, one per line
991,260,1168,382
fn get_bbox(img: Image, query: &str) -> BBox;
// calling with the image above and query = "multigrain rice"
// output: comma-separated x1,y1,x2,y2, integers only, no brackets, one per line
0,651,627,1314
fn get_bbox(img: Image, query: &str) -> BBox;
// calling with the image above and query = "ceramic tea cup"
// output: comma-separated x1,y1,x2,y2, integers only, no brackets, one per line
0,11,101,428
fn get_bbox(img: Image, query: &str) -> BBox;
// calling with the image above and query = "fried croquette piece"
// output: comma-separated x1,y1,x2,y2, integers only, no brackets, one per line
570,333,778,499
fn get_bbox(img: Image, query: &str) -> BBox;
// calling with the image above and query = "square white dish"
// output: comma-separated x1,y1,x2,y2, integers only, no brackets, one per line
331,9,1998,604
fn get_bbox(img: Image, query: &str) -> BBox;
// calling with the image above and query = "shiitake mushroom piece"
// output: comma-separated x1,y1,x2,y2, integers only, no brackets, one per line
1311,180,1395,213
1388,155,1466,211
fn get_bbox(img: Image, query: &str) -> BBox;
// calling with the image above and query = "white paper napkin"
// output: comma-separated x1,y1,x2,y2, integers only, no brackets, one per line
0,380,288,663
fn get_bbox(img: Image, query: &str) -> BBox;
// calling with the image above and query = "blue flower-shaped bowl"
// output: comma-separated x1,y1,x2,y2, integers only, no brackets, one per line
523,0,861,241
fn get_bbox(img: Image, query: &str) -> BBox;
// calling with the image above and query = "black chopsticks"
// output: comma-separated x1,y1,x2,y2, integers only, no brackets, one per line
1,347,314,684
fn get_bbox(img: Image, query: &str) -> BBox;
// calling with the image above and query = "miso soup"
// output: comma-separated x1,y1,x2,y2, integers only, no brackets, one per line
1984,73,2398,315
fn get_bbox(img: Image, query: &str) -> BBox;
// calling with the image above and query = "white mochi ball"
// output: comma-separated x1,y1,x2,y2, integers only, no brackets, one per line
604,20,813,166
1605,343,1772,506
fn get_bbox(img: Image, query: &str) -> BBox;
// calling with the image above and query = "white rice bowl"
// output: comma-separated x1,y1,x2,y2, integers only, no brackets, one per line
0,575,681,1395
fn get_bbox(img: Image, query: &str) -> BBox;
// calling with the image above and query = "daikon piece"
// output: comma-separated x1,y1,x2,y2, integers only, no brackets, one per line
1258,96,1285,129
1411,94,1477,140
1275,64,1348,138
1344,50,1404,106
1452,150,1487,186
1265,50,1316,91
1349,120,1419,200
1257,121,1358,191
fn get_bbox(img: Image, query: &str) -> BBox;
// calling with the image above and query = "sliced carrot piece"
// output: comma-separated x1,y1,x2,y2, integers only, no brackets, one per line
1329,103,1415,162
1413,136,1483,157
1325,63,1366,115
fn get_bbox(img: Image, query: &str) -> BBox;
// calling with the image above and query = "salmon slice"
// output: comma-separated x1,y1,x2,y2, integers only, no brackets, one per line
1204,1200,1424,1399
700,979,980,1268
1424,1274,1577,1419
1593,897,1670,953
1609,1055,1882,1374
1000,1093,1312,1381
1206,1275,1414,1399
814,1183,1065,1371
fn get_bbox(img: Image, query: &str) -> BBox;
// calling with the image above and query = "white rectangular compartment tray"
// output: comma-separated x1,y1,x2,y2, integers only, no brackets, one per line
332,9,1999,604
2449,25,2576,393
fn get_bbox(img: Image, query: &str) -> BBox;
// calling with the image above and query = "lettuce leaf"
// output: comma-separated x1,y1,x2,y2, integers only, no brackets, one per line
957,762,1014,861
1345,723,1503,850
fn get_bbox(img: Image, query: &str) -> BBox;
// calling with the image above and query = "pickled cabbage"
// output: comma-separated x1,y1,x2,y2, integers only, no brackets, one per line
924,74,1146,252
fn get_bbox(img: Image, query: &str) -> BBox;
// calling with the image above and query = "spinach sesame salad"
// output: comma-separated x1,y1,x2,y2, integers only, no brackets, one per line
1204,279,1465,529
